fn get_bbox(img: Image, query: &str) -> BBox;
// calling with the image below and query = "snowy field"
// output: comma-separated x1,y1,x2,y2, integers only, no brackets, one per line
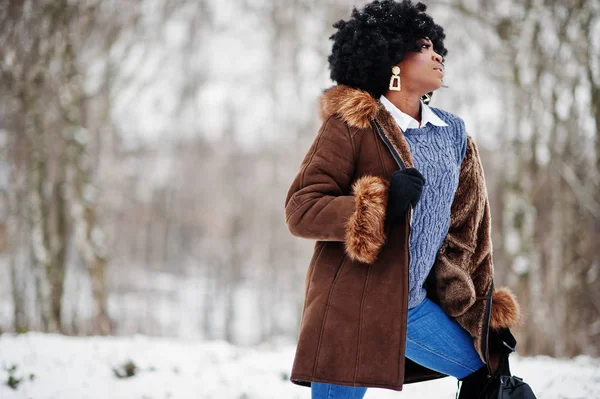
0,333,598,399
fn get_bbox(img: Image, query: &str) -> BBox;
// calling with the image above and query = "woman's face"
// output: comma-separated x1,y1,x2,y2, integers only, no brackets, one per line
397,37,445,96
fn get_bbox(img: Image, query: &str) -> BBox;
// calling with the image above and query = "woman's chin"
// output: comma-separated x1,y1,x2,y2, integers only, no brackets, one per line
422,83,442,96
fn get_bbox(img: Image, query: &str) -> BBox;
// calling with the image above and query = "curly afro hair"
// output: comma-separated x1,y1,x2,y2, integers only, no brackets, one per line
328,0,447,98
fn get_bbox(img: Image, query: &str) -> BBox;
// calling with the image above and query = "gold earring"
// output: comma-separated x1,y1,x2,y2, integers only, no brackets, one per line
389,66,401,91
422,92,432,104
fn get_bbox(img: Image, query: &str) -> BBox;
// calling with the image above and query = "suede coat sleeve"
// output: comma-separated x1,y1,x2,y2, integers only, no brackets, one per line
284,116,389,264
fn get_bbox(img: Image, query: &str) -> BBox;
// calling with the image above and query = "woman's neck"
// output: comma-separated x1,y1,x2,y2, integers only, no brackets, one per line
383,90,422,123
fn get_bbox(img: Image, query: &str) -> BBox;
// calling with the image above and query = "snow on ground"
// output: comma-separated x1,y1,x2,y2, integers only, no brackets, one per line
0,333,598,399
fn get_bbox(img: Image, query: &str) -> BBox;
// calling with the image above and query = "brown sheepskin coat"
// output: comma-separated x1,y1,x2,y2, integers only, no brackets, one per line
284,85,521,391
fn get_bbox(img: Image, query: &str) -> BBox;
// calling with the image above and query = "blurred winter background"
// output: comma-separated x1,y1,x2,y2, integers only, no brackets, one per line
0,0,599,398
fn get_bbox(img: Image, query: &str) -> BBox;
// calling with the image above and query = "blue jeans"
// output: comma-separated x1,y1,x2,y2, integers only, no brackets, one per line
311,298,485,398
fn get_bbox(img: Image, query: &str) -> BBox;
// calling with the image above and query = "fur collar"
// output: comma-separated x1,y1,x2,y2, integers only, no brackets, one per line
319,85,416,168
319,85,381,130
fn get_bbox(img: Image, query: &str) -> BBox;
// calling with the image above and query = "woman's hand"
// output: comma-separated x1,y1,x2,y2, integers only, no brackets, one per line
387,168,425,221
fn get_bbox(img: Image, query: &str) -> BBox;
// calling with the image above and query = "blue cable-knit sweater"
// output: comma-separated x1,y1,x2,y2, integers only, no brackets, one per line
402,108,467,309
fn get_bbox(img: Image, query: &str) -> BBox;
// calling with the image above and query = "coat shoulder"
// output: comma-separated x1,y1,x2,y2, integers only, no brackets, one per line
319,114,351,135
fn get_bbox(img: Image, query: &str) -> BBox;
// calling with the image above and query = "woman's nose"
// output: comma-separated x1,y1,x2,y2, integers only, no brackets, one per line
432,53,443,63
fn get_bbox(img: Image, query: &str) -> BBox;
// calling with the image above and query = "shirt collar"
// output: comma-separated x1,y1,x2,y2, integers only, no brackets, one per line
380,95,448,132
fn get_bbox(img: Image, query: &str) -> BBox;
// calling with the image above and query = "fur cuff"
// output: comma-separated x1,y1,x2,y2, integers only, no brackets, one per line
491,287,521,329
345,175,389,264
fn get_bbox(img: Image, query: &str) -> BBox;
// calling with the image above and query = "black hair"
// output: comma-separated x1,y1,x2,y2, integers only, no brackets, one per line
328,0,447,98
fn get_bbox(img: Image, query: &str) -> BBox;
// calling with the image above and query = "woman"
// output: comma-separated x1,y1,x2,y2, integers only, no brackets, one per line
284,1,521,398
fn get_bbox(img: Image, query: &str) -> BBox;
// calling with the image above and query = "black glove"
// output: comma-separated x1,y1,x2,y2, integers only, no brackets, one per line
387,168,425,221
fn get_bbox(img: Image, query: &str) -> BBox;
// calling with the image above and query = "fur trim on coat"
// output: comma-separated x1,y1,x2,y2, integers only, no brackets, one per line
345,175,389,264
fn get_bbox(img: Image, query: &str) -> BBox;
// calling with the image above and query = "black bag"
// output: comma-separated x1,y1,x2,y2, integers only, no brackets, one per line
482,328,537,399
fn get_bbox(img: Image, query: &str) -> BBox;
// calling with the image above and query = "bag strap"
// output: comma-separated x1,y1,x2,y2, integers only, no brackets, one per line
372,120,406,170
373,119,414,225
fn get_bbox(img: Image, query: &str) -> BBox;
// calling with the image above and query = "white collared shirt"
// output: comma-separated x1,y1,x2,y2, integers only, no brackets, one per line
380,95,448,132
